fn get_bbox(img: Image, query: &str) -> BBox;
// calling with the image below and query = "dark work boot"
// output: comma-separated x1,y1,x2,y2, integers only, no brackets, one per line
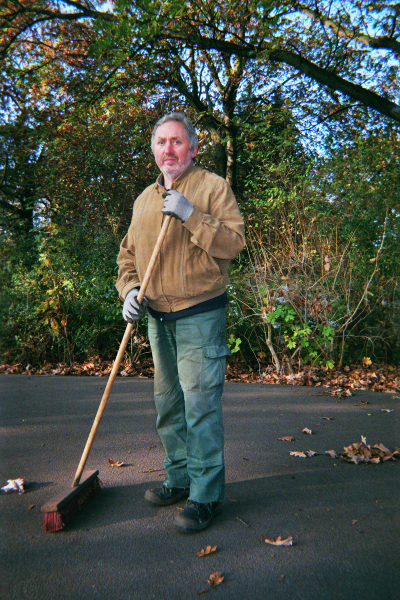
174,500,223,532
144,485,190,506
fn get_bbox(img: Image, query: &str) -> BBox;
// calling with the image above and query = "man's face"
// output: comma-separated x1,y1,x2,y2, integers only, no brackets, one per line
153,121,197,183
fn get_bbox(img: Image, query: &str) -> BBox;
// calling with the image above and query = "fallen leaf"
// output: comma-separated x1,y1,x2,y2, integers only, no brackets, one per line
381,409,393,413
278,436,295,441
340,438,397,463
277,574,286,582
197,545,218,558
1,478,25,494
321,416,334,420
306,450,318,457
302,428,313,435
348,454,361,464
108,459,125,467
290,451,307,458
373,443,391,454
207,571,224,587
262,535,293,546
325,450,338,458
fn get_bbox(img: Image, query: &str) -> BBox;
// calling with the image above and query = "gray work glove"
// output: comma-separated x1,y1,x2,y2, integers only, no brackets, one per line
162,190,194,222
122,288,148,323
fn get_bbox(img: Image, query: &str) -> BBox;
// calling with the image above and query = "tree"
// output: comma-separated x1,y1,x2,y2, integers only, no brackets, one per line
1,1,399,186
1,0,399,368
0,113,45,264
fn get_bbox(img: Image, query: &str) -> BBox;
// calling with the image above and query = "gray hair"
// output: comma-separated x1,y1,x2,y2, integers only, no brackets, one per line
151,112,198,153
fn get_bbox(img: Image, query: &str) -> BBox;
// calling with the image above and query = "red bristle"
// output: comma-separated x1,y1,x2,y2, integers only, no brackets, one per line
43,511,63,533
42,476,101,533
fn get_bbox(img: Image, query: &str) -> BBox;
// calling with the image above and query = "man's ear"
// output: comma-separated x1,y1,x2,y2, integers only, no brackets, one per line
191,146,198,159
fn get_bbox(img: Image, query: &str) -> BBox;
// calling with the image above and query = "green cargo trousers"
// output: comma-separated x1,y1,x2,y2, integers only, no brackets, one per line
147,308,231,504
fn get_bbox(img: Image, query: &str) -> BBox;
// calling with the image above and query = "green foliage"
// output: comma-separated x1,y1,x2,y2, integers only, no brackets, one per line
1,0,400,372
226,121,400,371
227,333,242,354
265,304,335,368
1,221,119,364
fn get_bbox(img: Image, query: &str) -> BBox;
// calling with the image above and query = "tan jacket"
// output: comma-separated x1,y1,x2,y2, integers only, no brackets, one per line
116,162,245,313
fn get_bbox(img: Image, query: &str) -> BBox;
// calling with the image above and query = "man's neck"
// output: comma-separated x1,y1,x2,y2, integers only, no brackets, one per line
163,174,174,189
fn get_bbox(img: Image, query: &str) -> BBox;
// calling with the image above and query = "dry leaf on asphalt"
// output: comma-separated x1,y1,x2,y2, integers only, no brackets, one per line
197,545,217,558
325,450,338,458
327,387,353,397
381,409,393,413
290,451,307,458
306,450,319,457
278,436,295,441
262,535,293,546
1,478,25,494
207,572,224,587
340,436,398,464
6,362,400,392
321,416,334,420
302,428,313,435
108,459,125,467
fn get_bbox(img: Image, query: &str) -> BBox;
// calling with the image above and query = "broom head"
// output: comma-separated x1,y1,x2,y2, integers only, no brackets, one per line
41,469,101,533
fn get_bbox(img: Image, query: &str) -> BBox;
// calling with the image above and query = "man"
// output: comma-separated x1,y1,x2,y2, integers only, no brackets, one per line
116,112,245,532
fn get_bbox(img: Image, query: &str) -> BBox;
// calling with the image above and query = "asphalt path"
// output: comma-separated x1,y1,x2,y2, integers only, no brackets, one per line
1,374,399,600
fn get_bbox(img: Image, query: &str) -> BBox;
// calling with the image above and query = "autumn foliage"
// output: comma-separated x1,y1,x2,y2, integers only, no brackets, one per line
1,1,399,373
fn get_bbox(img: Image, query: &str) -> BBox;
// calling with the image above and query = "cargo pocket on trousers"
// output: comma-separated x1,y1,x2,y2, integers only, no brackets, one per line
202,345,232,391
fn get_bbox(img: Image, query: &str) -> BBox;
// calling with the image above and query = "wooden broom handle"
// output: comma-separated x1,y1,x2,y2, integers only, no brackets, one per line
72,216,172,487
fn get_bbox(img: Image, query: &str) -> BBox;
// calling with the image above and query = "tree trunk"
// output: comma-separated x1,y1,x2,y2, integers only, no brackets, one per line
224,117,237,191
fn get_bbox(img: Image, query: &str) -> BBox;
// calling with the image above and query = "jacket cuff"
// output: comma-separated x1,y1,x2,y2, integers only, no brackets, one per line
119,282,140,301
183,205,204,232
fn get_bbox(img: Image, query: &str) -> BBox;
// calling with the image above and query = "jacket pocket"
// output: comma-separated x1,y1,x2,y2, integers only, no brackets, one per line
184,246,224,297
204,345,232,359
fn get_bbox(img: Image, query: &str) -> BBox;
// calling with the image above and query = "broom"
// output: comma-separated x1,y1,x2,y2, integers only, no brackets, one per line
41,216,171,532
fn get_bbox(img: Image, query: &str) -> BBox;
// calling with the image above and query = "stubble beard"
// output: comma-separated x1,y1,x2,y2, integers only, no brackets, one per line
159,155,193,183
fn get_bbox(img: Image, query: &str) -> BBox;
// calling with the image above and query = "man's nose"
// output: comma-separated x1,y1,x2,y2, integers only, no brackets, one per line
165,140,174,153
